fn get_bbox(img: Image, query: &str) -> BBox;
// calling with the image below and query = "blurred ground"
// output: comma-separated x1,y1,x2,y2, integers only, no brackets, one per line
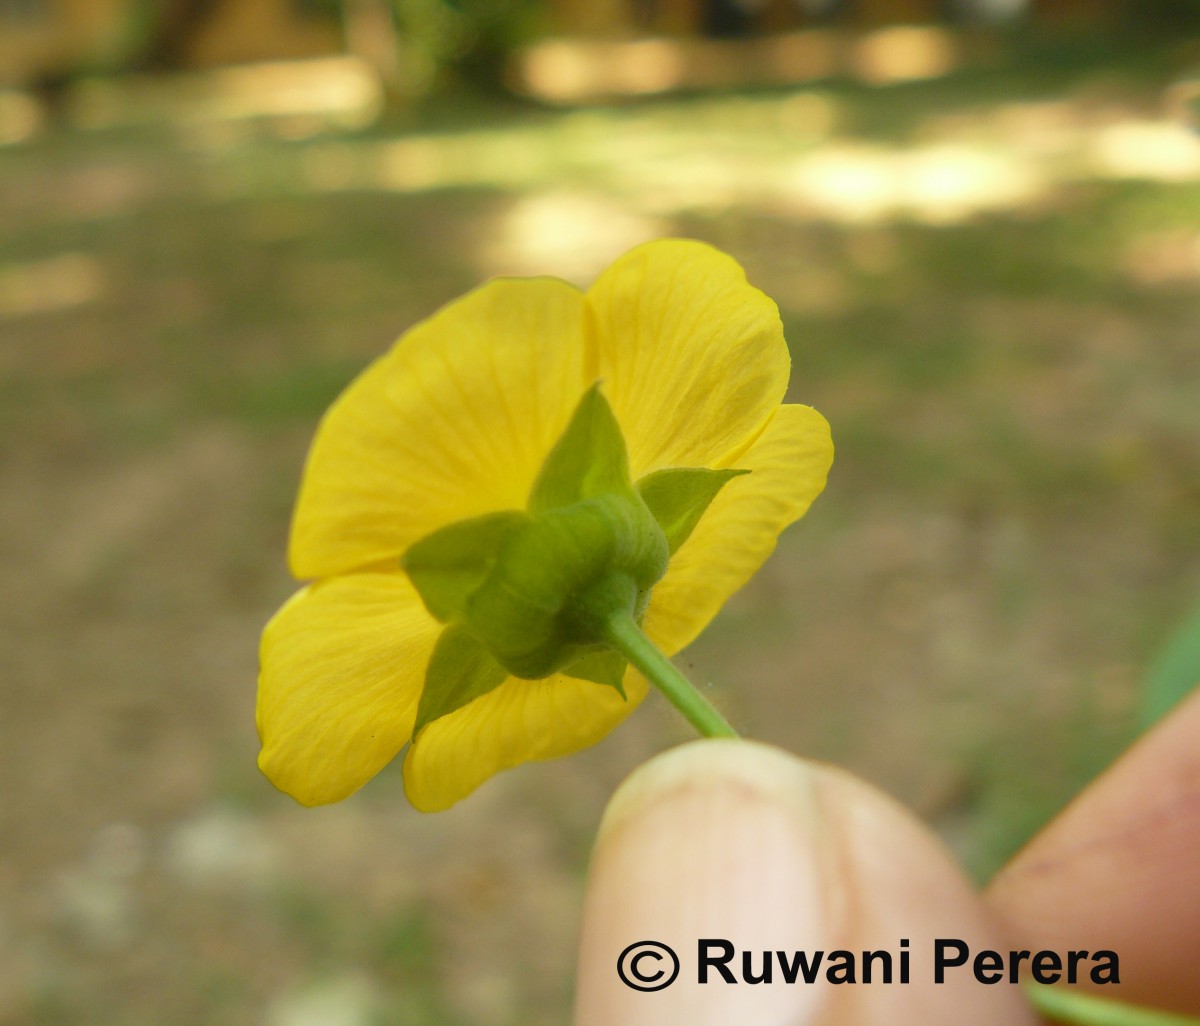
2,29,1200,1026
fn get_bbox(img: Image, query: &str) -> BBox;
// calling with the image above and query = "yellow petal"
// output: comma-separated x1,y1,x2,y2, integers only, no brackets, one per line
257,572,441,806
641,404,833,656
290,277,587,580
402,671,649,812
585,239,790,479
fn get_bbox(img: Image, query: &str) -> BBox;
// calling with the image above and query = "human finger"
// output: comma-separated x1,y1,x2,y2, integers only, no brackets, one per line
988,687,1200,1015
574,739,1036,1026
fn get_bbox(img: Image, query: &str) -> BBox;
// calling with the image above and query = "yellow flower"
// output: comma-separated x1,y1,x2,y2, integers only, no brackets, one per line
257,239,833,811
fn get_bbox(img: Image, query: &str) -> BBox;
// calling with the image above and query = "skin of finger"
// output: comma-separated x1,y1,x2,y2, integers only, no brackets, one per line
987,687,1200,1015
574,739,1036,1026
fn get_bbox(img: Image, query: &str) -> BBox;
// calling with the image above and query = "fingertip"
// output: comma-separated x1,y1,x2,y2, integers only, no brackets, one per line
575,740,1034,1026
577,740,835,1026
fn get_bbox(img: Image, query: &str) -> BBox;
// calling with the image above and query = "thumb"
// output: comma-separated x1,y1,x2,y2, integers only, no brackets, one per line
574,739,1036,1026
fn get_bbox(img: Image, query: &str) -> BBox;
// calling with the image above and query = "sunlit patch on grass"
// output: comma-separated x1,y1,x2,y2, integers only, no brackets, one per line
0,88,41,145
778,141,1046,223
372,138,448,192
67,57,383,136
0,253,105,319
115,75,1196,240
901,142,1044,223
989,99,1088,158
1091,119,1200,182
783,142,899,222
474,190,667,281
778,91,841,138
1122,228,1200,285
264,972,384,1026
371,132,553,193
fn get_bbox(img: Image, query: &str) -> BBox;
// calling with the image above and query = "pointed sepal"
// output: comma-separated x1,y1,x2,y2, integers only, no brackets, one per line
402,510,528,623
414,625,510,735
529,384,631,513
637,467,748,555
563,649,628,698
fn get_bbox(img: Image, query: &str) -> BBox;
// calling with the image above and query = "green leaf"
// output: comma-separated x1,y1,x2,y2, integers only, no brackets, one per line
563,649,628,697
636,467,748,554
529,384,631,513
414,625,509,734
1140,600,1200,730
403,511,528,623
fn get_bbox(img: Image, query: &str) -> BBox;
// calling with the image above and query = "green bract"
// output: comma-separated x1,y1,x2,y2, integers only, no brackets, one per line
402,384,746,732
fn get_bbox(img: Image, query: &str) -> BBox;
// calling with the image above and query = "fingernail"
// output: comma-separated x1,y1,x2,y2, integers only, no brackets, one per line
574,739,842,1026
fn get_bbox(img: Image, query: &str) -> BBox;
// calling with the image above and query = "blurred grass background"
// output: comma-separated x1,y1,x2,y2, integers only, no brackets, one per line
2,1,1200,1023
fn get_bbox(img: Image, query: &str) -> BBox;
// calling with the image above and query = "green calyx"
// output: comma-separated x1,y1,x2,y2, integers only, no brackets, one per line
404,384,746,734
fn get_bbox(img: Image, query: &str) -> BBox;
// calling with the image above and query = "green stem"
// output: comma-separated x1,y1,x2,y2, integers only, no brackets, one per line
603,610,739,739
1026,986,1200,1026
